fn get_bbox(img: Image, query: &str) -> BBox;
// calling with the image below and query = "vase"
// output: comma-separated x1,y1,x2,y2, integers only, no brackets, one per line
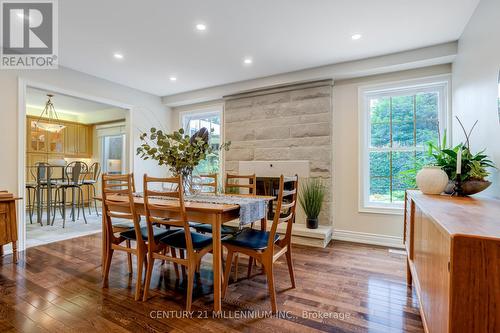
306,217,318,229
416,166,449,195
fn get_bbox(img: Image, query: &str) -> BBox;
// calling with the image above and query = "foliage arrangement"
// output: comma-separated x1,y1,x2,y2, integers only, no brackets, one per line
298,178,326,219
136,127,230,178
427,118,494,182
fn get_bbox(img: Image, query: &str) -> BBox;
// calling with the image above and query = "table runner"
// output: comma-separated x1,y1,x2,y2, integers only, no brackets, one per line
135,193,267,226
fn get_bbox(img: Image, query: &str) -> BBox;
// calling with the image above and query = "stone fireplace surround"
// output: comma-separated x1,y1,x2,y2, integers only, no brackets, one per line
223,80,333,247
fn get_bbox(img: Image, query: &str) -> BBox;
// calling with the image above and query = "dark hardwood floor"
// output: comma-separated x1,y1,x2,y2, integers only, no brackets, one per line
0,234,423,332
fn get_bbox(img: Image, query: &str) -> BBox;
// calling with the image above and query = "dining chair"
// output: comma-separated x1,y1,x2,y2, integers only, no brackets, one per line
82,161,101,216
225,173,257,195
191,173,218,194
194,173,260,280
193,173,257,237
142,174,213,311
101,173,174,301
222,174,298,313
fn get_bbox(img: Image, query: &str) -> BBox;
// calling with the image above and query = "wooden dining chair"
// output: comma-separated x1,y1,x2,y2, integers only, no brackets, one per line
142,174,213,311
222,174,298,313
191,173,218,194
101,173,174,300
225,173,256,195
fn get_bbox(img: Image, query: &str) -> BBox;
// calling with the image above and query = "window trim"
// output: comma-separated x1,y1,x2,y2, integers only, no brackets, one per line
358,75,451,214
178,104,225,176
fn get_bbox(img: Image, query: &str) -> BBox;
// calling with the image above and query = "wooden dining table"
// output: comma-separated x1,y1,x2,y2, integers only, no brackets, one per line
98,194,273,312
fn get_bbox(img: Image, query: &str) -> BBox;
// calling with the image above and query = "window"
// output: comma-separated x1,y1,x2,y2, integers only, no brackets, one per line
97,122,127,175
359,77,449,213
181,108,223,175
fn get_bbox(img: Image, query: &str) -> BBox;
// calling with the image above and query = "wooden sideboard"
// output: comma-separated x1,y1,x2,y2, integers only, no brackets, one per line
404,190,500,333
0,196,20,263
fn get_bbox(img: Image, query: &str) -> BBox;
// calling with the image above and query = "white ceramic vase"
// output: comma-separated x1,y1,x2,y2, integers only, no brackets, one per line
416,166,449,195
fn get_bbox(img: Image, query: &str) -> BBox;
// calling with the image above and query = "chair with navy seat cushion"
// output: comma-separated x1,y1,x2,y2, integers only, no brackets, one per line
222,229,279,250
160,230,212,250
222,174,298,313
142,174,213,311
101,173,148,301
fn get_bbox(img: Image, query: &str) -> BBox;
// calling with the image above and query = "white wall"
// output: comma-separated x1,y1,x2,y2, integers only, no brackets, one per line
452,0,500,198
332,64,452,243
0,66,171,196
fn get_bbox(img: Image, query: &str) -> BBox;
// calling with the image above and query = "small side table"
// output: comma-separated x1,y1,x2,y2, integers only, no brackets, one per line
0,196,21,263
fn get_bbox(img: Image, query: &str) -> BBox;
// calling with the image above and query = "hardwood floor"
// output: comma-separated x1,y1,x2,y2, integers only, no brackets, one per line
0,234,423,333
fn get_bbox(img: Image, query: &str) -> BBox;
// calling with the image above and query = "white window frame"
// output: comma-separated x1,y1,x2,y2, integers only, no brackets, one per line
179,104,225,176
358,75,451,214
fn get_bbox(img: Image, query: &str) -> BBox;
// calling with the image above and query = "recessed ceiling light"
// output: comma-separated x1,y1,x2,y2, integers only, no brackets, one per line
351,34,362,40
196,23,207,31
243,57,253,65
169,76,177,82
113,52,124,59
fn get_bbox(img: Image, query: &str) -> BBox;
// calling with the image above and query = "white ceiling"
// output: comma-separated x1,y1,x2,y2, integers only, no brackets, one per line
26,87,126,123
59,0,479,96
27,87,116,113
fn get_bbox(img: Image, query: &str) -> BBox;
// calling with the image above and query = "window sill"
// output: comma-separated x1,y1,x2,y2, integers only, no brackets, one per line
358,205,404,216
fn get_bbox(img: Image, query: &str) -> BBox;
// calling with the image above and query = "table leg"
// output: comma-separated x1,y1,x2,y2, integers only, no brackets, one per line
71,187,76,222
212,214,222,313
46,184,51,226
260,217,267,231
12,241,17,264
36,186,42,226
101,205,107,276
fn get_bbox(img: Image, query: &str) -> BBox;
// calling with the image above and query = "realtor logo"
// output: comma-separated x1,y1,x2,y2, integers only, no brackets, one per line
1,0,58,69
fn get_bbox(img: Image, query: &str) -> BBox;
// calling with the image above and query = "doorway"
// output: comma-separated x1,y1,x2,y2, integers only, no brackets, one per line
18,81,133,251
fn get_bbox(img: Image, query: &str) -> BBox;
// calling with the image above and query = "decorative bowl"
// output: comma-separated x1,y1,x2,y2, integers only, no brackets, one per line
461,180,492,195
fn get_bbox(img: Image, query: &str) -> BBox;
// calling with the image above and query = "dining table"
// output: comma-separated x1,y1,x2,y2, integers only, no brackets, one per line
98,193,274,312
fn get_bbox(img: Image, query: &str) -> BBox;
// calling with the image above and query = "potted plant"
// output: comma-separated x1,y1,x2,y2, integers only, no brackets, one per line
298,178,326,229
428,118,495,195
136,127,230,192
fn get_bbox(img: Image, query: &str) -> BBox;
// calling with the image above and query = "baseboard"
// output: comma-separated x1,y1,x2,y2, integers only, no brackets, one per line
333,229,404,249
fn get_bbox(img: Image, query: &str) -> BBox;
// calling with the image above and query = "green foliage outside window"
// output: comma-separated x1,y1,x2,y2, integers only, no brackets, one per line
369,92,440,203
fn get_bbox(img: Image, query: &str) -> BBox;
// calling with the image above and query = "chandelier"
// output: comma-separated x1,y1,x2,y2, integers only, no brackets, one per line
34,94,66,133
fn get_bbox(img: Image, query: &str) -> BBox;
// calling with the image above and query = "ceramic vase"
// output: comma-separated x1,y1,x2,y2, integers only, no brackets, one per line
416,166,449,195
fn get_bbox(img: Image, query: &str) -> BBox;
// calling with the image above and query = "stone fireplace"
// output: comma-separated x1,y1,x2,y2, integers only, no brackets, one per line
223,80,333,247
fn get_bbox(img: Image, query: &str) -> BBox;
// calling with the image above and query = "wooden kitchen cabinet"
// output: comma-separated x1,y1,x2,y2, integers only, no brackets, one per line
27,118,47,153
26,117,93,158
77,125,92,157
64,123,78,156
48,129,64,154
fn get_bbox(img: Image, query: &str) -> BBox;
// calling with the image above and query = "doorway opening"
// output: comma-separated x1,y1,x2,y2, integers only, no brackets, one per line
23,86,130,249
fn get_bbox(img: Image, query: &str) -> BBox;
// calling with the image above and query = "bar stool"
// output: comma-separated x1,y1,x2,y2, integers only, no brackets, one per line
31,163,57,226
82,162,101,216
54,161,88,227
25,167,37,224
